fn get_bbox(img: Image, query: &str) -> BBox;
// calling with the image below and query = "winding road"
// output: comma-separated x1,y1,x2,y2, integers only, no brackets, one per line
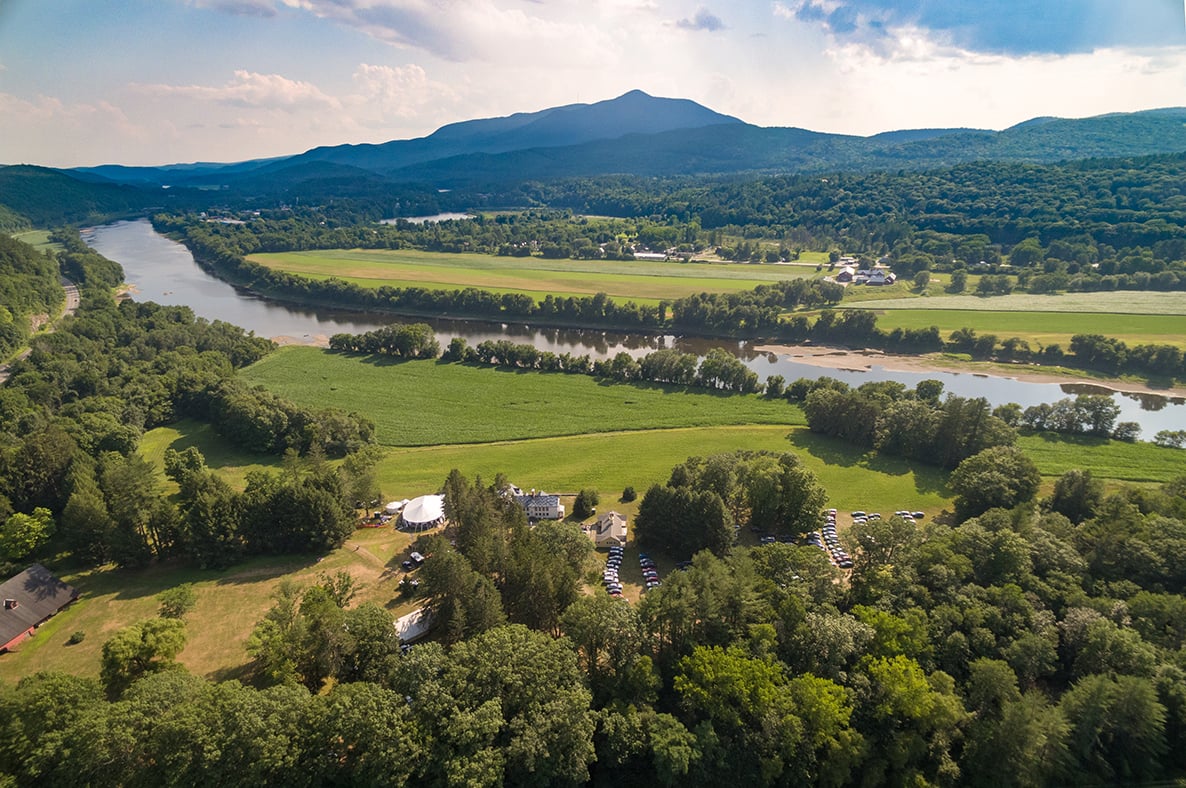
0,276,79,385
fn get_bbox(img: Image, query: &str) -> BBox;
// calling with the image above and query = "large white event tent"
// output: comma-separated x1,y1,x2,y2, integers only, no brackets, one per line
400,494,445,531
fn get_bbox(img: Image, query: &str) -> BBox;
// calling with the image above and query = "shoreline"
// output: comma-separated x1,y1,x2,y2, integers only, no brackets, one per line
269,332,1186,400
753,344,1186,399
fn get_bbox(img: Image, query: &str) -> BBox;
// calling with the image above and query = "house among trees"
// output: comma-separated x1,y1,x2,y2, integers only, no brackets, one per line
1,564,78,653
592,511,628,547
509,486,566,520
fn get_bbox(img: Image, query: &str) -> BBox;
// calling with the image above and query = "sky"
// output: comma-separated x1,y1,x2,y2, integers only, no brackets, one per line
1,0,1184,167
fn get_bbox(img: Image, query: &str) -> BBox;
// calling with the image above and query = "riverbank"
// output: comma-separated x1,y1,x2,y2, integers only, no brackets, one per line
754,344,1186,399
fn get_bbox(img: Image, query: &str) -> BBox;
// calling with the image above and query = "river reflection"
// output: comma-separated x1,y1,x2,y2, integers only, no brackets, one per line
83,219,1186,436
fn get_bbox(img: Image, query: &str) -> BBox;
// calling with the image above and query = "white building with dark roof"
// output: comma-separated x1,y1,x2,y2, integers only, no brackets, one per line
513,491,566,520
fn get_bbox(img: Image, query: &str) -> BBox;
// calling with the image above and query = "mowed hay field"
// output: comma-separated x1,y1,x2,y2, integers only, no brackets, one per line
247,248,812,306
239,347,805,446
846,291,1186,348
863,309,1186,349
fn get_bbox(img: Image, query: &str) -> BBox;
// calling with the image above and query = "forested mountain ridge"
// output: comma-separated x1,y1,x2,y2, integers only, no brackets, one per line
45,95,1186,194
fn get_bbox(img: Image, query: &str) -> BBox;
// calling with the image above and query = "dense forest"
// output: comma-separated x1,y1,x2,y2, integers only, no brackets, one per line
4,460,1186,786
0,232,379,573
0,233,64,359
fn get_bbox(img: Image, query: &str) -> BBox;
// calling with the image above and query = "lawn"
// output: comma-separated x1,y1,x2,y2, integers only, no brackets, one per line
2,525,423,682
239,347,805,446
857,308,1186,349
247,248,811,304
16,349,1180,685
12,229,63,253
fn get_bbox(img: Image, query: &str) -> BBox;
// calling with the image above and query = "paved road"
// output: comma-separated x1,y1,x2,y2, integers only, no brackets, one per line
0,277,78,385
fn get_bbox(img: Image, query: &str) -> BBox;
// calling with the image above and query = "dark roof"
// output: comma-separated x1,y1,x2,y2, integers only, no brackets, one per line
1,564,78,649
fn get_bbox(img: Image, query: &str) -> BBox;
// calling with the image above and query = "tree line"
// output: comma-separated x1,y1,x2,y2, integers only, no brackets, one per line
0,232,376,573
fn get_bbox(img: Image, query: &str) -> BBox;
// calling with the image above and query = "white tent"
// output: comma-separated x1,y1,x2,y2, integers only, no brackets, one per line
385,501,402,514
400,494,445,531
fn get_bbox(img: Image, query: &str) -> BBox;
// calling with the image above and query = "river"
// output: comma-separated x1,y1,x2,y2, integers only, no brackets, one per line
82,218,1186,436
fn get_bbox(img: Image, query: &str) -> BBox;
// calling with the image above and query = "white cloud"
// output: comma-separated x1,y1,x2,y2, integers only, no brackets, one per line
134,70,341,112
275,0,605,62
787,40,1186,135
675,7,726,32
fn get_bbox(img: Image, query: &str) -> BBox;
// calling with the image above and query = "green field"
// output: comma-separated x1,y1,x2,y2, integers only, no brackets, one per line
11,229,62,252
859,308,1186,349
851,290,1186,315
1017,432,1186,484
239,347,804,446
247,248,811,305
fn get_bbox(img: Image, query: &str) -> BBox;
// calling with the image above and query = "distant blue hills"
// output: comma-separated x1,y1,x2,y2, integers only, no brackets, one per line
3,90,1186,224
60,90,1186,189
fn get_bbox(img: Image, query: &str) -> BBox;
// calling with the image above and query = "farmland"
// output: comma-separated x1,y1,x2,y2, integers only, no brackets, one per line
12,350,1181,684
855,307,1186,349
246,247,815,306
849,290,1186,314
238,347,805,446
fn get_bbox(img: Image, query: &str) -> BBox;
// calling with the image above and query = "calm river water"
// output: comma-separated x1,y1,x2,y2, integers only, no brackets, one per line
83,219,1186,435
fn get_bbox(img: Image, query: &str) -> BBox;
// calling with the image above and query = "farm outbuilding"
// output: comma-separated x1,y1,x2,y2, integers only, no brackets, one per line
1,564,78,653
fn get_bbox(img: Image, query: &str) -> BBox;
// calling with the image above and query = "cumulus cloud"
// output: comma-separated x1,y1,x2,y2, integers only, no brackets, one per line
273,0,601,62
349,62,458,120
135,70,341,112
676,7,726,32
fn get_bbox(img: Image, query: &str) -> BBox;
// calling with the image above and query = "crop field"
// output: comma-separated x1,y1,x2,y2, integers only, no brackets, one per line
247,248,811,304
1017,432,1186,483
239,347,805,446
850,290,1186,315
855,308,1186,348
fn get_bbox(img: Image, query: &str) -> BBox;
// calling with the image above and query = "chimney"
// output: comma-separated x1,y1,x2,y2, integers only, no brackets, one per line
4,599,17,610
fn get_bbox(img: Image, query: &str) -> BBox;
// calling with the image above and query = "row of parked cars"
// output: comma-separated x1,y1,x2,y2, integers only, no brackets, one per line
640,553,661,591
851,510,925,523
604,546,625,597
812,509,853,569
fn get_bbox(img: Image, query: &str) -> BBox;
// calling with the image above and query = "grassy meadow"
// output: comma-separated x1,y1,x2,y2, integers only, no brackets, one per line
851,290,1186,314
239,347,805,446
248,248,811,306
859,308,1186,349
4,526,424,681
